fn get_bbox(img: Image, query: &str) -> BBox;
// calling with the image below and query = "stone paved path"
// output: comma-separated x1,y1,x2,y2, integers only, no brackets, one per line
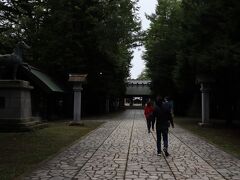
25,110,240,180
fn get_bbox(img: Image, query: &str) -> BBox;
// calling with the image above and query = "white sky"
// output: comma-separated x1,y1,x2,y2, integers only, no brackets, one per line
130,0,157,79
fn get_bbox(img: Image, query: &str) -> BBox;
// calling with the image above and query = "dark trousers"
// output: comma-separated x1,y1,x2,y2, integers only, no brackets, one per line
156,128,168,153
147,117,155,132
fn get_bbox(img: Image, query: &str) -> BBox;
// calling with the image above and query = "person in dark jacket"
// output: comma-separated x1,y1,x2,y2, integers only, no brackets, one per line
153,96,174,156
164,96,174,117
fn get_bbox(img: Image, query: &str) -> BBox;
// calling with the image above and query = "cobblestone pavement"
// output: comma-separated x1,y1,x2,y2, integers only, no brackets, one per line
25,110,240,180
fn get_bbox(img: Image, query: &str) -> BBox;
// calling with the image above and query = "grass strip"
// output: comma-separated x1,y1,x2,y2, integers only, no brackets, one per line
0,121,103,180
175,117,240,158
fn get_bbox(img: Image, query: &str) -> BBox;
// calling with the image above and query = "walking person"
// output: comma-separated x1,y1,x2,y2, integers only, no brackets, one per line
144,101,155,133
153,96,174,156
164,96,174,117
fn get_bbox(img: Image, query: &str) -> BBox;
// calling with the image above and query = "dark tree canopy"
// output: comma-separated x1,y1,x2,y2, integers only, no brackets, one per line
0,0,141,114
144,0,181,97
144,0,240,123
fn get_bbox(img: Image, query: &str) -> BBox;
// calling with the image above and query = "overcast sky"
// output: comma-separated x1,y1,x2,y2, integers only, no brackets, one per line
130,0,157,79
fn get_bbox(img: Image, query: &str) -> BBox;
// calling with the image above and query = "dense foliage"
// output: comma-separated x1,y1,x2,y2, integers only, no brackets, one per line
137,68,149,80
144,0,181,96
144,0,240,123
0,0,141,114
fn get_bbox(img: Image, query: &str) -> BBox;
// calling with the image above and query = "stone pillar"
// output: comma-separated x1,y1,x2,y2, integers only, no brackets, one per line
124,98,127,106
142,96,147,107
0,80,33,131
73,83,82,122
130,97,133,106
199,83,210,126
196,75,215,127
69,74,87,125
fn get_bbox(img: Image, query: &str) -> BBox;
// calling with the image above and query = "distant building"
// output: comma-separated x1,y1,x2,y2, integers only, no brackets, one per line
125,79,152,107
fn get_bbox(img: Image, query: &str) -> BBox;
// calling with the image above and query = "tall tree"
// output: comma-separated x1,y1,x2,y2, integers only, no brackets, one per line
0,0,141,114
144,0,182,96
137,68,149,80
146,0,240,120
0,0,47,51
175,0,240,122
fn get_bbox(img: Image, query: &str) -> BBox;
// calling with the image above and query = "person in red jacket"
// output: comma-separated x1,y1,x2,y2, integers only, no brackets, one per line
144,101,155,133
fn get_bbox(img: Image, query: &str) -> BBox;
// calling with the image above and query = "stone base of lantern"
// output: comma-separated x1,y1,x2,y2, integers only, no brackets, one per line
198,122,212,127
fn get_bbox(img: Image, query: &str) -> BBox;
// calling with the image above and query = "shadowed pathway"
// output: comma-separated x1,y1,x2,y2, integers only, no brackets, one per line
25,110,240,180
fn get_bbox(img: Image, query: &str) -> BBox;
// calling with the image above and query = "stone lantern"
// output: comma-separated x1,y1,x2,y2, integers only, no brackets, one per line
69,74,87,125
196,75,215,127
